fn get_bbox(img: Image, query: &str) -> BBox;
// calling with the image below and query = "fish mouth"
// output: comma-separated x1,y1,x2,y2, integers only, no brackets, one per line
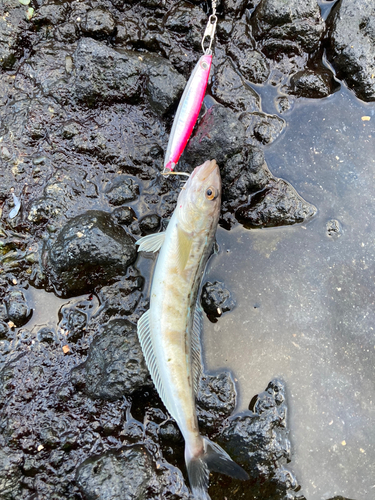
195,159,218,181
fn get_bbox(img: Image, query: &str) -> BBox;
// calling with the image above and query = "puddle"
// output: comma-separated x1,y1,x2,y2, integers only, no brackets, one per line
203,87,375,499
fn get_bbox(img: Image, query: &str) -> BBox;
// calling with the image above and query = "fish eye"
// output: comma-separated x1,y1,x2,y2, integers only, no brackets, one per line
205,186,216,200
200,61,209,70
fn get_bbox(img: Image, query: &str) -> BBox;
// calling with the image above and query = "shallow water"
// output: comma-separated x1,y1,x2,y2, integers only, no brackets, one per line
204,87,375,499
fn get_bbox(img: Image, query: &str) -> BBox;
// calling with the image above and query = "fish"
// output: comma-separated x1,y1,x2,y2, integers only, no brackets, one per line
164,55,212,173
136,160,248,499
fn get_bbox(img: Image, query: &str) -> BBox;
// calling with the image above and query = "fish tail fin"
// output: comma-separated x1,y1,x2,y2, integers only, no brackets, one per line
185,437,248,500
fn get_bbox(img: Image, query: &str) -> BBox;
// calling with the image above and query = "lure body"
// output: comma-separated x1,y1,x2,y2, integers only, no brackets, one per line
164,55,212,172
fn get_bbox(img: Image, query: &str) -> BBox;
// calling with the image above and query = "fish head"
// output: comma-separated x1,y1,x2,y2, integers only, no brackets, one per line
177,160,221,233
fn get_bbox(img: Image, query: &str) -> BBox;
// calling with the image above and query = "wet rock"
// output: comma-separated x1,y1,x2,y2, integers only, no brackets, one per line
221,146,271,204
252,0,325,55
73,37,143,106
213,380,301,494
0,321,10,339
5,290,31,328
70,105,164,178
0,302,7,321
275,95,294,114
201,281,235,322
71,319,151,399
326,219,342,239
211,59,261,112
235,178,317,228
58,304,87,343
180,104,246,168
196,371,236,433
20,42,75,104
240,111,285,145
96,270,143,320
33,1,69,26
220,0,248,16
139,214,161,235
105,176,139,206
0,5,27,70
112,206,137,225
144,53,186,115
76,445,191,500
73,37,184,112
0,448,24,499
288,68,338,99
326,0,375,102
46,211,137,297
225,17,270,85
82,8,116,39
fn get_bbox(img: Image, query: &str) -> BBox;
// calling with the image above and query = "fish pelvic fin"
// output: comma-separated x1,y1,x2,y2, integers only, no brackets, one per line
185,437,248,500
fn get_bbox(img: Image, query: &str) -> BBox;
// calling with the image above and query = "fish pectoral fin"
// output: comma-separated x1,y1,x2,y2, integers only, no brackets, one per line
136,232,166,253
176,225,193,271
137,309,177,421
191,301,203,394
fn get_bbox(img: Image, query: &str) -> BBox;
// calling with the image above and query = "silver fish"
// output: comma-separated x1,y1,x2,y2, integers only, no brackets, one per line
136,160,248,499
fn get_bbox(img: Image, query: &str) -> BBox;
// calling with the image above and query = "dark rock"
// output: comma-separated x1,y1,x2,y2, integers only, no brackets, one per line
220,0,248,16
211,380,301,495
221,146,271,203
326,219,342,239
275,95,294,114
70,105,164,179
37,327,56,343
235,178,317,228
201,281,235,322
252,0,325,55
105,176,140,206
71,319,151,399
73,37,185,112
82,9,116,39
211,59,261,112
76,445,191,500
46,211,137,297
73,38,143,106
0,303,7,321
58,304,87,343
139,214,161,234
5,290,31,327
96,270,144,320
0,448,24,499
33,1,69,26
0,5,27,70
239,111,285,145
288,69,338,99
180,104,246,169
20,42,75,104
326,0,375,102
0,320,10,339
112,206,137,225
196,371,237,433
144,53,186,115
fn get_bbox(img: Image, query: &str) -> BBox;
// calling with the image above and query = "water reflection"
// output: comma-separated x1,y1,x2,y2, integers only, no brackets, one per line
203,88,375,500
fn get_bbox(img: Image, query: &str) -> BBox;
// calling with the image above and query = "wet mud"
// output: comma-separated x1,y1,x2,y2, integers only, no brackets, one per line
0,0,374,499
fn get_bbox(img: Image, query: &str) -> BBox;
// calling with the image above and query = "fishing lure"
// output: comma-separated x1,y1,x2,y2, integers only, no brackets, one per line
163,2,218,173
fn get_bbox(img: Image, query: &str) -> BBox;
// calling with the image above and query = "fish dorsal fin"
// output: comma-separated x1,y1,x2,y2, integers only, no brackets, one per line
191,301,203,394
137,309,177,421
136,232,166,253
176,225,193,271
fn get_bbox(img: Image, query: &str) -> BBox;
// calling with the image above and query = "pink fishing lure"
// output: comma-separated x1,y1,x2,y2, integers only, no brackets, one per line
164,54,212,172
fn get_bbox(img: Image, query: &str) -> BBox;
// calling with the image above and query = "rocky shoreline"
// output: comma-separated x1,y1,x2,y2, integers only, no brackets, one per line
1,0,374,498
